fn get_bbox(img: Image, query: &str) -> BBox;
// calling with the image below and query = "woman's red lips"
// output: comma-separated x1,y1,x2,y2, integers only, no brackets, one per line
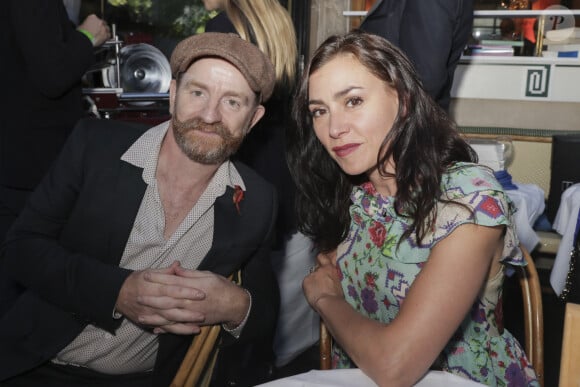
332,143,360,157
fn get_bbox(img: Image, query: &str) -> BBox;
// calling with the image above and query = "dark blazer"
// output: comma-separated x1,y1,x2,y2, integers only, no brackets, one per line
360,0,474,112
0,0,95,190
0,118,279,386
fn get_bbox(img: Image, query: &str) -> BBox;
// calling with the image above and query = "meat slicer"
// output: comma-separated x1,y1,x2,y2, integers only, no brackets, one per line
82,25,171,125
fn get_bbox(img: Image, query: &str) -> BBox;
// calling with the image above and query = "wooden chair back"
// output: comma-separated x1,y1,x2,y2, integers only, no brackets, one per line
518,245,544,387
319,245,544,386
320,320,332,370
559,302,580,387
172,272,239,386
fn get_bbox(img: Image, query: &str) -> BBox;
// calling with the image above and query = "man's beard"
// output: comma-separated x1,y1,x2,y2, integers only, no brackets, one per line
171,116,245,165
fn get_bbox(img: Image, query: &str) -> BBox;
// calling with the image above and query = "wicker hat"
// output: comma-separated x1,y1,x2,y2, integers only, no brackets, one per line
170,32,275,102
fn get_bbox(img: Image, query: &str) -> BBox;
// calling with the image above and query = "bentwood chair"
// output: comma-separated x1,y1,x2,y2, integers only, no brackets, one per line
172,271,240,387
518,245,544,387
559,302,580,387
320,244,544,386
171,324,221,387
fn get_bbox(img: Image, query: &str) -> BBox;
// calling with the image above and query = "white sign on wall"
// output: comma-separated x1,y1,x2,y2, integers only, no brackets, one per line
451,57,580,102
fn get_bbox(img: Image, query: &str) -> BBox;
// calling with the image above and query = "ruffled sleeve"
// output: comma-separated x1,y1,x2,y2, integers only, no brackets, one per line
429,163,524,267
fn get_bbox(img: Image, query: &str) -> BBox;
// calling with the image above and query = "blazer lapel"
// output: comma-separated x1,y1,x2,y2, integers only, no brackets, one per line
107,161,147,263
104,163,247,271
198,186,245,275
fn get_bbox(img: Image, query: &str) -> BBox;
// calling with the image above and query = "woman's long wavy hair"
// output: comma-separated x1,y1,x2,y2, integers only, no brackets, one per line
288,30,477,253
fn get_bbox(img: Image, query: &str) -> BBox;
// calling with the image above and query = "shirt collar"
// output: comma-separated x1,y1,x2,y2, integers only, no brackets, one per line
121,120,246,192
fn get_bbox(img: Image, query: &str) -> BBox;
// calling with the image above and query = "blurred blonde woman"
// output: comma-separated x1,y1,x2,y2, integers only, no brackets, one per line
203,0,320,377
202,0,296,87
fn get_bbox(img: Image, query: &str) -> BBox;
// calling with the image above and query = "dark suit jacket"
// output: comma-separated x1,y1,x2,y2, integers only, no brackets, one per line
0,118,279,386
0,0,95,190
360,0,474,112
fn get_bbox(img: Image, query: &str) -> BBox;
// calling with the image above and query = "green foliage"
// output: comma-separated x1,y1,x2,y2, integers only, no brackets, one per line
173,6,217,36
108,0,153,23
106,0,215,37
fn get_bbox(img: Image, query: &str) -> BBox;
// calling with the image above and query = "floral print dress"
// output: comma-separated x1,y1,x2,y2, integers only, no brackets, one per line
333,163,539,386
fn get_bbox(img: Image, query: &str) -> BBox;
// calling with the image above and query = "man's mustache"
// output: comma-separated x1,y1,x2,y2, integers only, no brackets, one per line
173,117,229,138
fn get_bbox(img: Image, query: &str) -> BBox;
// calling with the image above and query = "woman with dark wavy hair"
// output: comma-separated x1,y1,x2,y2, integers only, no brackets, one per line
288,30,538,386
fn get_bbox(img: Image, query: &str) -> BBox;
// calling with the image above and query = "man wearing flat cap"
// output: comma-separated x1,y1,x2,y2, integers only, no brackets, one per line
0,33,278,387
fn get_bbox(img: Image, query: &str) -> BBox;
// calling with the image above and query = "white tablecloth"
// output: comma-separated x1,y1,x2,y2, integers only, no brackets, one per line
256,369,485,387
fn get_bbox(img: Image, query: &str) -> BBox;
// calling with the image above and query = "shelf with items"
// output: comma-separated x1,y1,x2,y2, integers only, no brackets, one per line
471,9,580,57
343,8,580,58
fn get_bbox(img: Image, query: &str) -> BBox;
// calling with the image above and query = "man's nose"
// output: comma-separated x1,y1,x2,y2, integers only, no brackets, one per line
199,99,222,123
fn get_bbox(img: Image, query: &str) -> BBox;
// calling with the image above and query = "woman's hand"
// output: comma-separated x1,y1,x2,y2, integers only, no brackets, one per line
303,250,344,311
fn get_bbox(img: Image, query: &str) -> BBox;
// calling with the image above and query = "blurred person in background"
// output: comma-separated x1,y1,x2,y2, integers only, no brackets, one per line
360,0,474,112
203,0,321,375
0,0,110,318
0,0,110,241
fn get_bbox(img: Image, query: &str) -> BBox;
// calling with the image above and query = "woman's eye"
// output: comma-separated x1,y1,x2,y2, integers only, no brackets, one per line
310,108,325,118
346,97,363,107
191,89,203,97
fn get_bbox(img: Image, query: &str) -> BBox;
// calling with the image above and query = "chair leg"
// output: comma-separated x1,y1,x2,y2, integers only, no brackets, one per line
320,321,332,370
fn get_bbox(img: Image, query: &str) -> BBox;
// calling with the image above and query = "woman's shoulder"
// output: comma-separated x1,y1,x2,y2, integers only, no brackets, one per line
429,163,516,251
441,162,504,197
435,162,513,231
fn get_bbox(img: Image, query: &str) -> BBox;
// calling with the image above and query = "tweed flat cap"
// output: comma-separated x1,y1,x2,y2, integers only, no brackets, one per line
170,32,275,102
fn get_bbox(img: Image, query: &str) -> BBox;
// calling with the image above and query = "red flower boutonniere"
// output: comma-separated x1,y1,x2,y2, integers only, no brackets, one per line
233,185,244,214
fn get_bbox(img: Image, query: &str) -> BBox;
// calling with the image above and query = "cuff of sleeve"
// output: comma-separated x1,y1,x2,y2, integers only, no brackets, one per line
222,288,252,339
77,28,95,45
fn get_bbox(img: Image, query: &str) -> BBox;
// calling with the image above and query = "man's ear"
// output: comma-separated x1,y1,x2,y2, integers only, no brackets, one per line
169,79,177,115
246,105,266,133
